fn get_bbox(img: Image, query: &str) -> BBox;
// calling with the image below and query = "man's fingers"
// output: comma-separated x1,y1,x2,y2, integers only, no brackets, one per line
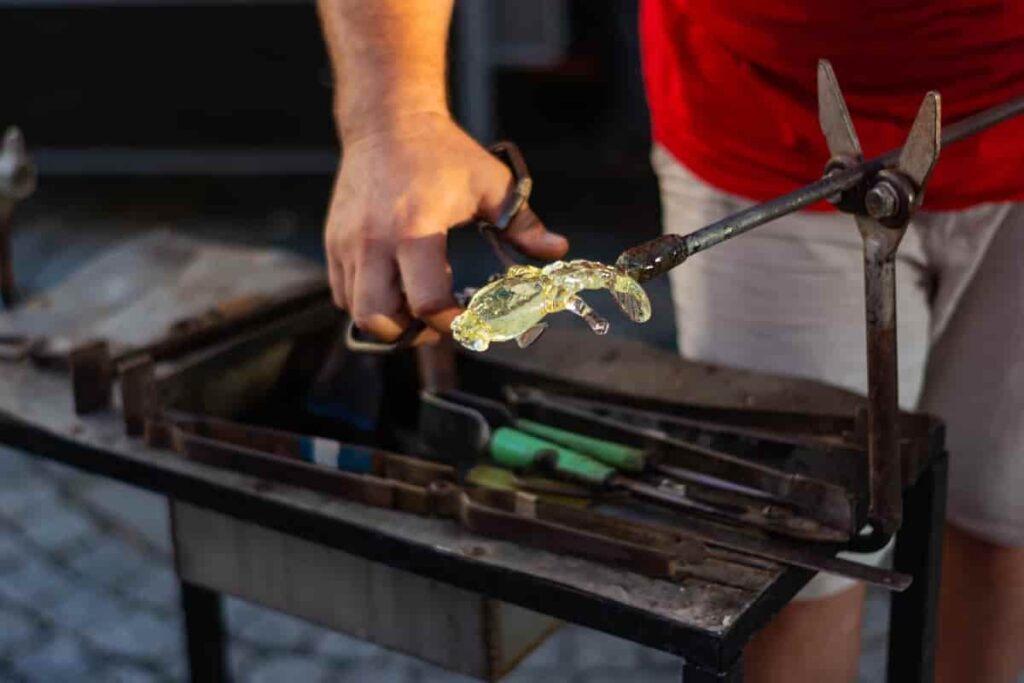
413,327,443,346
327,258,347,310
396,232,461,333
498,205,569,260
351,241,411,341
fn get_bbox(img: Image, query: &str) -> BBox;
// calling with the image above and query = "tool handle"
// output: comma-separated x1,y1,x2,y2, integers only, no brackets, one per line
490,427,615,486
515,419,646,472
298,438,375,473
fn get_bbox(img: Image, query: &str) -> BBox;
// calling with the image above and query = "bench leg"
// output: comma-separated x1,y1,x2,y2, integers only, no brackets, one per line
682,654,743,682
887,452,948,683
181,580,228,683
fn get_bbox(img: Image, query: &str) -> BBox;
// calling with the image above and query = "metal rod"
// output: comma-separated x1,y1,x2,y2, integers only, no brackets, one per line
617,95,1024,282
652,462,785,503
862,239,903,533
616,477,849,542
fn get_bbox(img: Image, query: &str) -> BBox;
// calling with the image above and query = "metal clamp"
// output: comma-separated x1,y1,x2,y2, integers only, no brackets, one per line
344,140,532,353
817,60,941,538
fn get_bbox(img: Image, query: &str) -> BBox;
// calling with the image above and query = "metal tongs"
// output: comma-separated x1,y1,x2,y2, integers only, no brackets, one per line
344,141,532,353
615,60,1024,545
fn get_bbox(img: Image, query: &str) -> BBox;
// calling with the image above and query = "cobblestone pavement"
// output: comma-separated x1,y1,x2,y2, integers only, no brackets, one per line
0,445,893,682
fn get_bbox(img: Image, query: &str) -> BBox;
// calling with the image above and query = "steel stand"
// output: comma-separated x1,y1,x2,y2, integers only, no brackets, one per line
887,452,948,683
180,580,228,683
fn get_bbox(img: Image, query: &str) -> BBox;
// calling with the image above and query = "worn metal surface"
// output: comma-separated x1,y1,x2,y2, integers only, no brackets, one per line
465,328,866,417
0,230,323,360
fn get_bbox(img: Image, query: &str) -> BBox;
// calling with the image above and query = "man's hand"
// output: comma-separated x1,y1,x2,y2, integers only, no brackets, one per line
325,113,568,344
318,0,568,343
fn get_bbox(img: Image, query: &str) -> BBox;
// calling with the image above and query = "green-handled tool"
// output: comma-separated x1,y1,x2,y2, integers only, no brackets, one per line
434,388,644,473
418,390,848,542
489,426,618,484
419,390,619,486
466,465,593,507
436,389,787,505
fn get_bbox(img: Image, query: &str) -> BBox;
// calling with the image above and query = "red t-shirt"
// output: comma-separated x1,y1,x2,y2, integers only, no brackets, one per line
641,0,1024,211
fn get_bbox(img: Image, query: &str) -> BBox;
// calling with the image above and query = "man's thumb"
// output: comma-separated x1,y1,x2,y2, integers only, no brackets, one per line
500,206,569,260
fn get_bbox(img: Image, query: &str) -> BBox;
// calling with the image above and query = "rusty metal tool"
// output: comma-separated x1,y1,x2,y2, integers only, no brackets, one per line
159,411,451,485
816,61,941,537
417,391,909,588
147,417,708,581
0,127,37,308
506,386,858,537
418,390,849,542
613,59,1018,542
150,412,909,589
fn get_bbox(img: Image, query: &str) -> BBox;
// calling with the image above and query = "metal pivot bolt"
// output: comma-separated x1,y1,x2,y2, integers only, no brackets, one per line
865,181,900,221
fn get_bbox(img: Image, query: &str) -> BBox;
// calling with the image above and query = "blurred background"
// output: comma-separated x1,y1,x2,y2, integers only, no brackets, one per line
1,0,675,347
0,1,887,681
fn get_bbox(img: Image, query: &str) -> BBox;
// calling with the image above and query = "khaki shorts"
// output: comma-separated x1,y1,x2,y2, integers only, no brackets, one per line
652,144,1024,599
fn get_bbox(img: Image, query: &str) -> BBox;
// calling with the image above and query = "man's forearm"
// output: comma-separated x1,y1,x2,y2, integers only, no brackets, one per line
317,0,454,143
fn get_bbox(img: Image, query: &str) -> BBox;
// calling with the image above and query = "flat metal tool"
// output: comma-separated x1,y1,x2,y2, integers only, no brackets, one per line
506,386,858,536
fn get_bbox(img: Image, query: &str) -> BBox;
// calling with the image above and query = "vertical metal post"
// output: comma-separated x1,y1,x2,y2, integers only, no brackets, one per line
453,0,494,141
180,580,228,683
887,452,948,683
69,340,113,414
857,227,904,534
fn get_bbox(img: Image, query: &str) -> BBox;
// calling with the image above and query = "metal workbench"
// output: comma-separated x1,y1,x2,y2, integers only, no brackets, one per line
0,326,946,683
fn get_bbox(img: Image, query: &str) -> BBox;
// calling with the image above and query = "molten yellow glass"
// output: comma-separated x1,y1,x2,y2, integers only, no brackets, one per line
451,260,651,352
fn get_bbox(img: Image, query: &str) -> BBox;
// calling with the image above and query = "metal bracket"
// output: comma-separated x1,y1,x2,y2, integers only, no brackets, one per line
817,60,941,536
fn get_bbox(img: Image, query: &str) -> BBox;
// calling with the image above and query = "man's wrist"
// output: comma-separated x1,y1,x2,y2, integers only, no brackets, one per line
338,105,452,145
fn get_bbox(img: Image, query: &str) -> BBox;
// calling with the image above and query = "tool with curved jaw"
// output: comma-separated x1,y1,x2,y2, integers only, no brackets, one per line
614,60,1024,543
